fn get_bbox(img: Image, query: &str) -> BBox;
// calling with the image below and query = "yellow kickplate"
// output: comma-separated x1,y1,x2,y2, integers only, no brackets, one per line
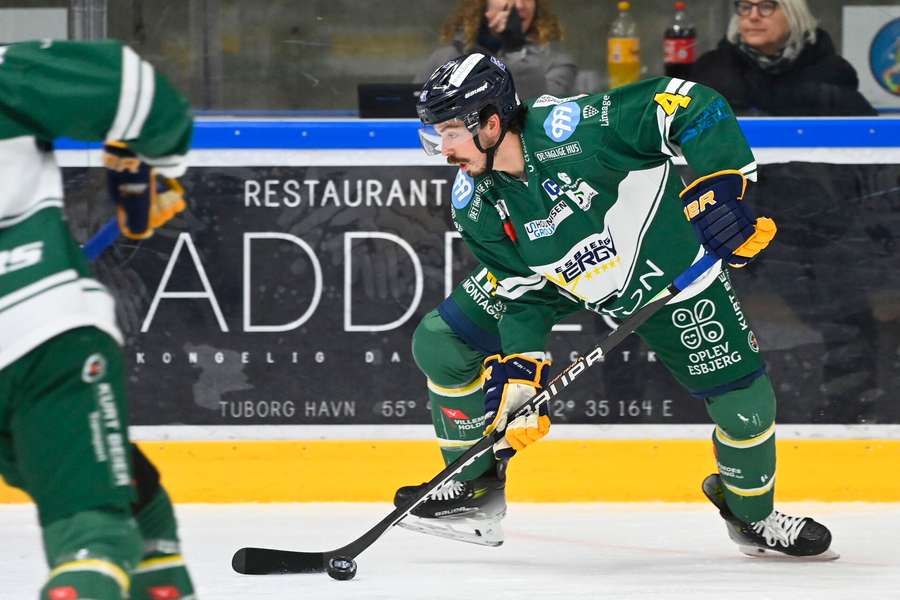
1,439,898,503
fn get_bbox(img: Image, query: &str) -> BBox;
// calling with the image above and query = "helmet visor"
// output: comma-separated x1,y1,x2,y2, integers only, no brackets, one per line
417,121,476,157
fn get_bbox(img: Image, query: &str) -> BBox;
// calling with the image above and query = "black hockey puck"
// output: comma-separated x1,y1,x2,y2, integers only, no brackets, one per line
326,555,357,581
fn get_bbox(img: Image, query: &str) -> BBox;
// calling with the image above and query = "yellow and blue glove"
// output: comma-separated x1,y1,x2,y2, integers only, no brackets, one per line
680,170,776,268
103,142,186,240
482,354,552,459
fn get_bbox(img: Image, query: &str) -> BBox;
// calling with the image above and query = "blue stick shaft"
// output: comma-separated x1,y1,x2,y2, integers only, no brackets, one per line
82,216,120,261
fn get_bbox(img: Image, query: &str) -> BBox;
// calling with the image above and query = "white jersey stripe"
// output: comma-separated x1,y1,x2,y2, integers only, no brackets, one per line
124,60,156,140
107,45,141,141
496,274,547,300
657,78,684,157
0,269,78,313
0,198,62,229
740,161,759,182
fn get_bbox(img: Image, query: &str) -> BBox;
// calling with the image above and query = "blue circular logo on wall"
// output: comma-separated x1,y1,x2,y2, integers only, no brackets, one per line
869,17,900,96
451,169,474,209
543,101,581,142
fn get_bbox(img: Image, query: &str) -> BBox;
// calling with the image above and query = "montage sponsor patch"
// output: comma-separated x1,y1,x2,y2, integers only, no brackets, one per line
524,200,573,240
543,101,581,142
534,141,583,163
451,169,475,209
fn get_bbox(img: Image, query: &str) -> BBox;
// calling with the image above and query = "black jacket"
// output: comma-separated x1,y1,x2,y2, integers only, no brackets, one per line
690,29,877,116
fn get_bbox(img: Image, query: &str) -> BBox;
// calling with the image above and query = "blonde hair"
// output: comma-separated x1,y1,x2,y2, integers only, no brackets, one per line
439,0,564,48
727,0,819,50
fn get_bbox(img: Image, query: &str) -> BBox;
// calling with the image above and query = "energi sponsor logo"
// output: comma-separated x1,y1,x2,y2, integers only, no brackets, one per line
524,200,573,240
543,101,580,142
554,231,618,283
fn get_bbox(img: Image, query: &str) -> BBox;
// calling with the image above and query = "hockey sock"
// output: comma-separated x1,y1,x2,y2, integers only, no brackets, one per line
131,487,195,600
705,375,777,523
41,508,142,600
427,378,495,481
413,310,495,481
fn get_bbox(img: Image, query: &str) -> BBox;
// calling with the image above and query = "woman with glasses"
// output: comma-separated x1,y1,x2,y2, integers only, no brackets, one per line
689,0,875,116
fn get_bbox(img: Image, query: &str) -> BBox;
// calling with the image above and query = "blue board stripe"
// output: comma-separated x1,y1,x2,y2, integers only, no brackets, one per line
54,118,900,150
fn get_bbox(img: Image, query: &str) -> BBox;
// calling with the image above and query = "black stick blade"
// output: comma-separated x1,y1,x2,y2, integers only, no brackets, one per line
232,547,327,574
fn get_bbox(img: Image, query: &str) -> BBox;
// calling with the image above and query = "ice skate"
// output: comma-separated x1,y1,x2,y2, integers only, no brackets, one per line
394,463,506,546
702,474,839,560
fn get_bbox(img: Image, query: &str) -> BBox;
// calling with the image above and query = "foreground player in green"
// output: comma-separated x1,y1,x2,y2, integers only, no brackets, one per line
395,52,836,559
0,40,197,599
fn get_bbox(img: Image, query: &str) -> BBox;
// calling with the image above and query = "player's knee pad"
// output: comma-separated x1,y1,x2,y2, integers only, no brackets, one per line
412,310,483,387
705,373,776,443
42,508,142,600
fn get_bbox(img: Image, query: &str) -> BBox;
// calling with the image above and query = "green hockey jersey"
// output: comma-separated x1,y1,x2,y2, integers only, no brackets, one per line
450,77,757,354
0,40,192,370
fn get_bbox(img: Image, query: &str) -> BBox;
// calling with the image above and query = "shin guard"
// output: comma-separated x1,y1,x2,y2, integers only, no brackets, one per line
705,375,777,523
131,487,196,600
41,509,141,600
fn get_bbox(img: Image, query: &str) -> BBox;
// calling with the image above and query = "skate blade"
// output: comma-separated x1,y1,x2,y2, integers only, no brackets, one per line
738,545,841,561
398,515,504,547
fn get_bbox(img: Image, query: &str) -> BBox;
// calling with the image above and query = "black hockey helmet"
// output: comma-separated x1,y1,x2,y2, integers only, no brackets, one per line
416,52,520,159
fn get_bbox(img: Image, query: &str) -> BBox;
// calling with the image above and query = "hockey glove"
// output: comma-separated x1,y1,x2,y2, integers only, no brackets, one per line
103,142,187,239
482,354,552,459
680,170,777,268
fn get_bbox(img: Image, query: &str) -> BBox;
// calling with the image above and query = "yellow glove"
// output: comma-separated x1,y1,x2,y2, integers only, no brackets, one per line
482,354,552,458
103,142,187,240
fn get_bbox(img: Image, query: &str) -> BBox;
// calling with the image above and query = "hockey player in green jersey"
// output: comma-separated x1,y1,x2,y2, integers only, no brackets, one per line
395,52,836,559
0,40,197,599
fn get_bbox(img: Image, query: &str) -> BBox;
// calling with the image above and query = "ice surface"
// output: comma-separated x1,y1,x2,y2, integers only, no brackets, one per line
3,503,899,599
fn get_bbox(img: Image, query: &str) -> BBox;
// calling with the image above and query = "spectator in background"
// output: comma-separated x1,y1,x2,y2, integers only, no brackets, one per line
415,0,576,99
691,0,876,116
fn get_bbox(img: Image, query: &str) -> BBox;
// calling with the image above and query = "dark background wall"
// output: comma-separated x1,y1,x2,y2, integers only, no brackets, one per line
2,0,896,111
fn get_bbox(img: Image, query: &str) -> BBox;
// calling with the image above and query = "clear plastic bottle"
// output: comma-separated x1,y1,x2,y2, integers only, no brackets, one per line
608,1,641,89
663,1,696,79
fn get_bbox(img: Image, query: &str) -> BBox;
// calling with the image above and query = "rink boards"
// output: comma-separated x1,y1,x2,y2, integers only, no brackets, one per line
2,118,898,504
2,424,899,503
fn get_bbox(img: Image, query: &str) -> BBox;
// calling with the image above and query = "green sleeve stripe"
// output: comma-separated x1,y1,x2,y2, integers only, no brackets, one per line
108,46,155,141
0,198,63,229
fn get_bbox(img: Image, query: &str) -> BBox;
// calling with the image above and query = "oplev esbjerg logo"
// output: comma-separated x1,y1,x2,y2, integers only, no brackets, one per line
672,299,724,350
870,18,900,96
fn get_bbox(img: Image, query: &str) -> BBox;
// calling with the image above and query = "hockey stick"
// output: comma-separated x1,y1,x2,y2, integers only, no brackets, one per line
231,252,719,576
82,216,120,260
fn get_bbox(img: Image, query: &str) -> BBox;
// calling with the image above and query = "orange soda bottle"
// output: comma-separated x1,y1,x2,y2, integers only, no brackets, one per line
608,1,641,89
